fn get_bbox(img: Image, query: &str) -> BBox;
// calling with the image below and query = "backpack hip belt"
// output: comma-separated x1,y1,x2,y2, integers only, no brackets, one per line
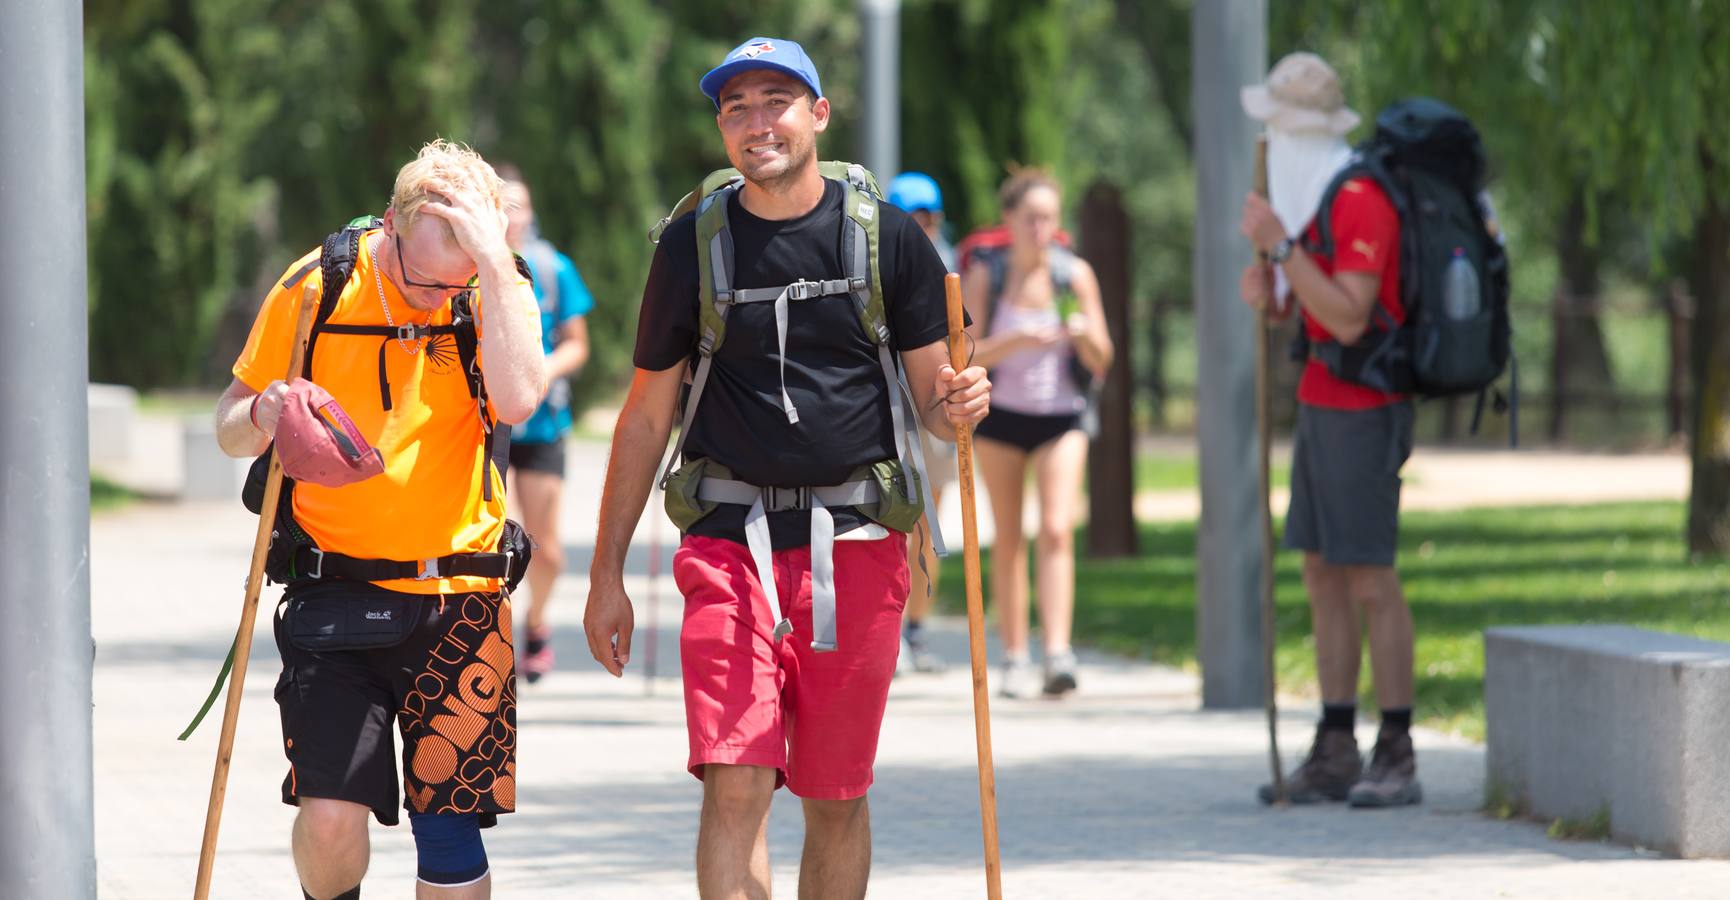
286,542,522,585
695,475,882,652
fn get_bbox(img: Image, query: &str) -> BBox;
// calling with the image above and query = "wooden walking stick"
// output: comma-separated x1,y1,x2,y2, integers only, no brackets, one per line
193,281,320,899
644,495,661,697
1253,134,1286,804
945,272,1003,899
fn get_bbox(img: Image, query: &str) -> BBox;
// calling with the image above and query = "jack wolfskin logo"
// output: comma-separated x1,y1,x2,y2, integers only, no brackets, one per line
734,41,775,60
365,610,393,621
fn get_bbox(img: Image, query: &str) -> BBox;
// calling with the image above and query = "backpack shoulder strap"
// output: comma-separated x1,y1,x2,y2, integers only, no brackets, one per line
657,181,741,489
522,237,561,315
839,178,888,346
304,216,382,379
977,245,1011,334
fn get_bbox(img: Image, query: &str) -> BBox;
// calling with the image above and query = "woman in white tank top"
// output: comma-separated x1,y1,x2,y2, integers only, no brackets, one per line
960,170,1114,699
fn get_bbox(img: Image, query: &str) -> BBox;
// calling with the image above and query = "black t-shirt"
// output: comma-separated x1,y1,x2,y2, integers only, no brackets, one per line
635,178,953,548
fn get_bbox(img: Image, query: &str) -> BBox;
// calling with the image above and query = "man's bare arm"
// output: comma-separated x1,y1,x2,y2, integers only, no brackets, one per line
214,377,290,458
583,363,684,676
1281,247,1381,345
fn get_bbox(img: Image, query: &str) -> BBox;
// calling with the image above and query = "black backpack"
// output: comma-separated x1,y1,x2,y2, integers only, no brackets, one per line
1303,97,1516,440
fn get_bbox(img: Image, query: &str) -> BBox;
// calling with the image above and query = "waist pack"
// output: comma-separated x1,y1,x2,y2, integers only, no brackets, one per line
282,583,426,652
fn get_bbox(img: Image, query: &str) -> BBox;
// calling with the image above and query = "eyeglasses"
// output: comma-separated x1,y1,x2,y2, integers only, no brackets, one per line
394,234,477,294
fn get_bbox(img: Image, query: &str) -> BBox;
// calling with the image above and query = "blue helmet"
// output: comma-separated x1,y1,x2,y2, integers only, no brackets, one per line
888,172,943,213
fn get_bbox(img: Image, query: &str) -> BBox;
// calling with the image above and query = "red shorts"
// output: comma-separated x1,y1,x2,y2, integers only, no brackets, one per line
675,533,909,800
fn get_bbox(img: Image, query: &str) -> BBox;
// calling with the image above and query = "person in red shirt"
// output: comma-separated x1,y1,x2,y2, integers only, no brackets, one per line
1238,52,1421,809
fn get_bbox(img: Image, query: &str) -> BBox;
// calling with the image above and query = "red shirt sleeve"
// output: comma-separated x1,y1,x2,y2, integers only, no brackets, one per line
1327,179,1398,278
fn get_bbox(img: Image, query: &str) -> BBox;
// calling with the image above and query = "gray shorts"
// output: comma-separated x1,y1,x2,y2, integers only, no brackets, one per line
1282,401,1414,567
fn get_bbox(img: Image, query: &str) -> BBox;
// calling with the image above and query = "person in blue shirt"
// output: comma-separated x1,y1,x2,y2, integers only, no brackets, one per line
503,174,593,684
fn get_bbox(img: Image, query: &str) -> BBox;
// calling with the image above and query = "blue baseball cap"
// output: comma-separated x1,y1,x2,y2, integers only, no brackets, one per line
701,37,823,109
888,172,943,213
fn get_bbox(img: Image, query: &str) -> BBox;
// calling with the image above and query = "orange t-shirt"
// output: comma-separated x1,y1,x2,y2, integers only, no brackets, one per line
233,229,535,594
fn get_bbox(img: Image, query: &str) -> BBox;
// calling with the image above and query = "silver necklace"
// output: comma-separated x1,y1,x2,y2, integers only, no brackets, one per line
374,234,433,354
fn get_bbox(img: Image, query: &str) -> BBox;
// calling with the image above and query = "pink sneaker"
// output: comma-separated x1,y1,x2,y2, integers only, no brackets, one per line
523,625,555,684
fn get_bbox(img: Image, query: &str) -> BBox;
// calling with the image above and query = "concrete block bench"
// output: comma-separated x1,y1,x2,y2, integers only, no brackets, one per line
1485,625,1730,857
87,383,137,472
180,414,249,501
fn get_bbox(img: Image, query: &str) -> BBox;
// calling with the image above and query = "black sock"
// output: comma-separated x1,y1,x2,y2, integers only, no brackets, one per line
526,632,547,654
1320,703,1356,732
1380,707,1412,734
904,619,924,642
304,888,360,900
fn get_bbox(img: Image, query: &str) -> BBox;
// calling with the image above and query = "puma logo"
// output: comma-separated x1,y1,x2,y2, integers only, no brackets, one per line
1351,238,1378,261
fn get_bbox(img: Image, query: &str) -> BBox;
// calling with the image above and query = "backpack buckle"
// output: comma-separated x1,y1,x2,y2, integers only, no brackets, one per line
396,324,427,342
848,277,868,292
787,280,820,301
416,558,442,581
766,485,809,511
306,547,324,580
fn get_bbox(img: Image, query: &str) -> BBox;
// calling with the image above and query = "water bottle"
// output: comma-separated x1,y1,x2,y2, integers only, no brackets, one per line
1442,248,1481,321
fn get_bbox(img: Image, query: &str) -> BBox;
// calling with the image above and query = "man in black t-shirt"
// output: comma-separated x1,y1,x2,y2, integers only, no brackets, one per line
582,37,990,898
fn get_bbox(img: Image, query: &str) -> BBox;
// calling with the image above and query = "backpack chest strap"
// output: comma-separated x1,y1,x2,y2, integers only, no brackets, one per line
723,278,862,306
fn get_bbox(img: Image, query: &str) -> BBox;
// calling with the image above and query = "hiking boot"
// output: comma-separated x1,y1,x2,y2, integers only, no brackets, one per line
1348,730,1423,808
522,625,554,685
1042,650,1078,696
1257,727,1362,805
999,657,1039,699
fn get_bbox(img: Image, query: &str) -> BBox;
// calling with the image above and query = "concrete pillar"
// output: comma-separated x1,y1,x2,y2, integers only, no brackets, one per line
1191,0,1267,709
0,0,98,894
860,0,901,182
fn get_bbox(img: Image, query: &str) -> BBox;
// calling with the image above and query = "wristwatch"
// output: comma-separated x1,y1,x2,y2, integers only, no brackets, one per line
1268,237,1296,264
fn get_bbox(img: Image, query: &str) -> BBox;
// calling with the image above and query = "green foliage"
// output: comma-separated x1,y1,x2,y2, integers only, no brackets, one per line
901,0,1070,231
90,474,137,512
89,0,1182,412
1547,805,1612,842
472,0,860,410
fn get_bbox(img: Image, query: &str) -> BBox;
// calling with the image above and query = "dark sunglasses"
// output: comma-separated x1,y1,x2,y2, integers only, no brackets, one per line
394,234,477,293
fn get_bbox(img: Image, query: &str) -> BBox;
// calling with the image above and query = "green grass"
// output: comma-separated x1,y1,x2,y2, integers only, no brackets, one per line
1134,453,1289,492
91,475,137,512
937,501,1730,740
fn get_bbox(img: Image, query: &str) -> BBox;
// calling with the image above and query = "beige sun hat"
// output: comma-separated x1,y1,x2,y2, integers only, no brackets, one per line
1241,52,1361,135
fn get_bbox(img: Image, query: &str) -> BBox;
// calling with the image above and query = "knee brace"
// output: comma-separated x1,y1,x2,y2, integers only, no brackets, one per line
407,811,488,887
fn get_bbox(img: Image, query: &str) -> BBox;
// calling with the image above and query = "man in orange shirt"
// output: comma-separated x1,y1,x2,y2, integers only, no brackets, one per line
1239,53,1422,809
214,140,545,899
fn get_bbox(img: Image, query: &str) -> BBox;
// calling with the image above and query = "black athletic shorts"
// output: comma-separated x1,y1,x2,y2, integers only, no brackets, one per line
507,438,566,477
973,407,1084,454
1283,401,1414,567
274,581,517,827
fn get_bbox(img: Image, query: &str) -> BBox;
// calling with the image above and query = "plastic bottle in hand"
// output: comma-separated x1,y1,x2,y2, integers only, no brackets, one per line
1442,248,1481,321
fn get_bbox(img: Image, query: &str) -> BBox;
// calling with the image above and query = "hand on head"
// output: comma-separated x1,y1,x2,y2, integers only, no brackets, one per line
415,179,512,266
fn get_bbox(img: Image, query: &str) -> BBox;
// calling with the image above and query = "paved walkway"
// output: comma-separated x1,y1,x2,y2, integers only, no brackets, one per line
92,436,1723,898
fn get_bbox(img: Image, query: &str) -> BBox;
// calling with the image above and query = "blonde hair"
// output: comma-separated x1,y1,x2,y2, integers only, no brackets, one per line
389,139,504,231
997,166,1061,212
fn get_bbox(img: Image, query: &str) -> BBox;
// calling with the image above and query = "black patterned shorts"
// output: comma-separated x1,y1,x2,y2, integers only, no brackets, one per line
273,582,517,826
